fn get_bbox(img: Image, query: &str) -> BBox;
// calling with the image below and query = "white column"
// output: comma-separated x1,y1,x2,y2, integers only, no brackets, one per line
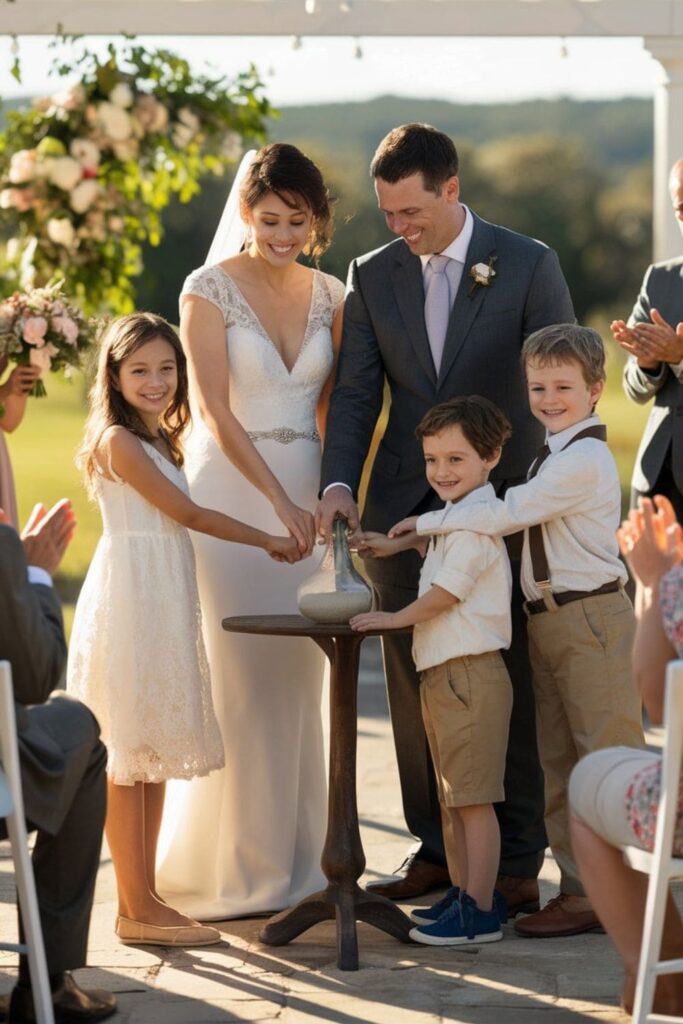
644,37,683,262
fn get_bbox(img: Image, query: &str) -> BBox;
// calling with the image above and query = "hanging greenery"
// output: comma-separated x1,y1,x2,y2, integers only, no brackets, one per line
0,41,272,315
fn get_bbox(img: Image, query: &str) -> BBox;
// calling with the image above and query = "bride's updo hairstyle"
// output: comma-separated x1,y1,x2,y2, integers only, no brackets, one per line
240,143,334,260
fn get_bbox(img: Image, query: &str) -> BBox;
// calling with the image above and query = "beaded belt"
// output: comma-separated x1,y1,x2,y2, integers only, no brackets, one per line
525,579,621,616
247,427,320,444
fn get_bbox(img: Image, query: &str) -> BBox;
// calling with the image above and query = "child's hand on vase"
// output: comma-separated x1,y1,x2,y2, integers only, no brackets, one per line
350,610,397,632
388,516,418,538
354,531,397,558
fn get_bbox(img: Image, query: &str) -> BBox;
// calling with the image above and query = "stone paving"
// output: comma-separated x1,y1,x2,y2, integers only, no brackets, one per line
0,639,657,1023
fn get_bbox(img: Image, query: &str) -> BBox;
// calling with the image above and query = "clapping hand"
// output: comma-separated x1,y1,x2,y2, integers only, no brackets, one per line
617,495,683,589
19,499,76,576
611,312,683,368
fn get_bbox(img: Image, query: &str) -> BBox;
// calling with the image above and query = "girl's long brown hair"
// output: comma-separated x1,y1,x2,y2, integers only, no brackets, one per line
77,312,190,496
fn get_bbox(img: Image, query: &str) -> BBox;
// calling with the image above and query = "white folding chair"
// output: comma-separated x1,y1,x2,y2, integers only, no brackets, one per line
624,659,683,1024
0,662,54,1024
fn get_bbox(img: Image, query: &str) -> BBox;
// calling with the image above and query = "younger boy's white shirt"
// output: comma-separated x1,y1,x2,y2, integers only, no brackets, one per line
415,414,627,602
413,483,512,672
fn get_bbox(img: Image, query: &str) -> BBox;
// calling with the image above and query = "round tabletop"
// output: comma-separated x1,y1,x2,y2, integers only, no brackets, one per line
221,614,410,639
223,614,368,638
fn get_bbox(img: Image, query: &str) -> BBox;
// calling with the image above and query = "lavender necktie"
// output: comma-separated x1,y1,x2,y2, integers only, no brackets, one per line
424,254,451,375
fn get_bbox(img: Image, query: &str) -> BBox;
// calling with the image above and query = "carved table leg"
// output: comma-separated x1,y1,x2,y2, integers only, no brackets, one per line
259,632,414,969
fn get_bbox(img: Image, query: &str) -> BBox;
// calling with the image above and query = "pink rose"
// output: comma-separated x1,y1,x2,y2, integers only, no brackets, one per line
22,316,49,346
30,343,59,374
52,315,79,346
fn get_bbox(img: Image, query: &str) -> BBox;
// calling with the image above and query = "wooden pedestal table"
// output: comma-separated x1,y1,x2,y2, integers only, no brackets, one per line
221,614,415,970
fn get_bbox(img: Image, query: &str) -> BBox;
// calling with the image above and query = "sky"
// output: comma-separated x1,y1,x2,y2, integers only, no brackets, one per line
0,34,660,107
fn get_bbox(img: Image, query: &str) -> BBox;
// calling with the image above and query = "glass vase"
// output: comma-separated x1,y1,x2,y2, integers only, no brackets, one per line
297,517,373,623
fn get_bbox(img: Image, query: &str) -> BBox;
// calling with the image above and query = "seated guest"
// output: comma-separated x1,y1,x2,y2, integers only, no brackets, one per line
570,495,683,1018
0,500,116,1023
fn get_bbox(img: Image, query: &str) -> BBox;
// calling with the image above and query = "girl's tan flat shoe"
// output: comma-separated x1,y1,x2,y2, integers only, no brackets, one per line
115,915,223,946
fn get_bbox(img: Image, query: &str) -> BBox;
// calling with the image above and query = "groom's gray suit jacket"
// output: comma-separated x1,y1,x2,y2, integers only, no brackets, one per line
321,210,575,583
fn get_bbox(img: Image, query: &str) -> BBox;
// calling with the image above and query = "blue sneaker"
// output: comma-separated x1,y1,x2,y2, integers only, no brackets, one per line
410,887,508,925
409,892,503,946
410,886,460,924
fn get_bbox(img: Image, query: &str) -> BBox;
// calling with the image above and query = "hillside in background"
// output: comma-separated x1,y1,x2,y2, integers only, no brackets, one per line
1,94,655,323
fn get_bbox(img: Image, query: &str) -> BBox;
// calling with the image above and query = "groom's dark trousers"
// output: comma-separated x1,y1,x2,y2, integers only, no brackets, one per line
321,212,575,876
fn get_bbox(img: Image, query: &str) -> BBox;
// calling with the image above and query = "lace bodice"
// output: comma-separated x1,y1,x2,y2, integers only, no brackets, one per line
181,265,344,439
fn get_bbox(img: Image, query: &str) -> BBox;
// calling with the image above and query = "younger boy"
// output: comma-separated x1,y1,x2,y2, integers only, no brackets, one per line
391,324,645,938
351,395,514,945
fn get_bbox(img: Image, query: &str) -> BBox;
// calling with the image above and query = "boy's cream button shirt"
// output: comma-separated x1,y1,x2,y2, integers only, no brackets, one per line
413,483,512,673
416,414,627,602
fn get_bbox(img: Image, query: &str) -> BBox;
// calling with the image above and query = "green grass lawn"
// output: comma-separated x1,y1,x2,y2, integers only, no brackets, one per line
6,346,649,638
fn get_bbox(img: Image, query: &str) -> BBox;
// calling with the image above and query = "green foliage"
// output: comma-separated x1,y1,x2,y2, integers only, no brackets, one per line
0,40,272,315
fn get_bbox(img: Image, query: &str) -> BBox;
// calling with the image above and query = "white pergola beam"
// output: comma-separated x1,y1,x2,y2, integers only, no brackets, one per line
2,1,683,39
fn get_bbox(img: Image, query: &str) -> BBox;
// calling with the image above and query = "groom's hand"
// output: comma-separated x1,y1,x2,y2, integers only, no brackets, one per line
315,486,359,539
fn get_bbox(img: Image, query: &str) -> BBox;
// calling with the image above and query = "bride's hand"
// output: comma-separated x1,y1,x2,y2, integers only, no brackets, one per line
272,495,316,556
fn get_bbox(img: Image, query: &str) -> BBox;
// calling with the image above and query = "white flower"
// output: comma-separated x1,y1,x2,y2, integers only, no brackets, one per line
6,238,20,262
221,132,243,161
96,102,133,142
48,157,83,192
9,149,38,184
0,189,16,209
70,179,100,214
109,82,134,109
70,138,101,173
29,342,59,374
47,218,76,248
177,106,200,133
468,258,498,291
51,83,86,112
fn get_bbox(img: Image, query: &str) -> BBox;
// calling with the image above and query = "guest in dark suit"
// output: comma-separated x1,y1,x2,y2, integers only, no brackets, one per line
316,123,575,910
0,500,115,1024
611,157,683,523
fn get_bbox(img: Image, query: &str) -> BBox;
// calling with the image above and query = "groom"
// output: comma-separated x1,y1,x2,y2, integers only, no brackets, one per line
317,123,575,915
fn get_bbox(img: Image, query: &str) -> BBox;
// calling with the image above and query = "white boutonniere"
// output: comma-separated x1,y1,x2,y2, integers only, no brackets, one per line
468,255,497,296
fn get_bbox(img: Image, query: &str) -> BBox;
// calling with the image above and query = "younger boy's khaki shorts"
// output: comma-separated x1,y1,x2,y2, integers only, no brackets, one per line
420,650,513,808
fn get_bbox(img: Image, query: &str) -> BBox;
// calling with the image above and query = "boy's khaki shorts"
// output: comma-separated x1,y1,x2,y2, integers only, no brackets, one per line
420,650,513,808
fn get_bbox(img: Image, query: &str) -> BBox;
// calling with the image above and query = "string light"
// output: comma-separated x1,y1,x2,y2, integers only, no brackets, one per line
305,0,318,13
340,0,353,10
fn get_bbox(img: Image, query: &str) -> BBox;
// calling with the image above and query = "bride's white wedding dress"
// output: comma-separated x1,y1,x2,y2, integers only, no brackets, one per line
157,264,344,919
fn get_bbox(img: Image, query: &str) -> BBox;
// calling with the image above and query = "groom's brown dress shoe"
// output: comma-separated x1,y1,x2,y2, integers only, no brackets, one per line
2,972,116,1022
365,853,451,900
495,874,541,917
513,894,604,938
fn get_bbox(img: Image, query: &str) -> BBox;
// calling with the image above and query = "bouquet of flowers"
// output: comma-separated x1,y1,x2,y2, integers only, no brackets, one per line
0,282,95,397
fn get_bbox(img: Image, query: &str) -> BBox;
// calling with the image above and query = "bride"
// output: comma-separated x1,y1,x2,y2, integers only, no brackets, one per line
156,143,344,918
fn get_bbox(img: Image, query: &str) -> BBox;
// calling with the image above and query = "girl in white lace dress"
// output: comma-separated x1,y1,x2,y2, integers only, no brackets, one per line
68,313,299,946
156,144,344,918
